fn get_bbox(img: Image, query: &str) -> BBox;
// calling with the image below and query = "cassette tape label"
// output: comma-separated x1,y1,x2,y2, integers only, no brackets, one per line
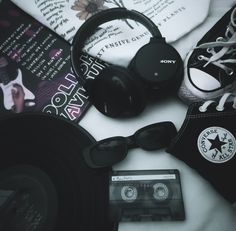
111,174,176,182
109,169,185,222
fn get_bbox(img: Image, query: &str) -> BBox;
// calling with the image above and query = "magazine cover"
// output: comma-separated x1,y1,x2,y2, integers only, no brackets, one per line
0,0,107,124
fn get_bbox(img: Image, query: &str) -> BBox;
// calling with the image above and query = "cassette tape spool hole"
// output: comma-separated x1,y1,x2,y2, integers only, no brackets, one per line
121,185,138,203
153,183,169,201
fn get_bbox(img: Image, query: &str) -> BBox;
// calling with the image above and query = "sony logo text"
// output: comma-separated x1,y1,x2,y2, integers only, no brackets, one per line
160,60,176,64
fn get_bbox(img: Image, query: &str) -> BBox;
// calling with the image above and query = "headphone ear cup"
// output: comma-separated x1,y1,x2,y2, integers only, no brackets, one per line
129,40,183,94
85,66,147,118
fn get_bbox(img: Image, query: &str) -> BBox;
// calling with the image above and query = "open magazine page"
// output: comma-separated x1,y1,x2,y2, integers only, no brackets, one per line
10,0,211,66
0,0,107,124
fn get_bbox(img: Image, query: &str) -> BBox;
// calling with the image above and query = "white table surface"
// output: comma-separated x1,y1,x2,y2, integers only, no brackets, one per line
80,0,236,230
1,0,235,230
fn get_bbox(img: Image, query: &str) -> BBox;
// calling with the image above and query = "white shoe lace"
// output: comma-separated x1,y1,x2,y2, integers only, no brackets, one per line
199,92,236,112
196,7,236,76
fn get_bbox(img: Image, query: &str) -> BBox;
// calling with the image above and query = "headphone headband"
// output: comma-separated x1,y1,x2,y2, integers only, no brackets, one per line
71,7,163,79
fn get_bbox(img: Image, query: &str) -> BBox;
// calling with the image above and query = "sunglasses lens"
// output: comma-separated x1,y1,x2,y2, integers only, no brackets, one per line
83,137,127,168
135,122,177,150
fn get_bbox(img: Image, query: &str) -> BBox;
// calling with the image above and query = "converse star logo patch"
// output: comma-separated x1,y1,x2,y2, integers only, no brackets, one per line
197,127,236,163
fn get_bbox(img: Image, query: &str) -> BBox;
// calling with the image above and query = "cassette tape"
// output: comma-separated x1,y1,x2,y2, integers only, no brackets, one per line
109,169,185,222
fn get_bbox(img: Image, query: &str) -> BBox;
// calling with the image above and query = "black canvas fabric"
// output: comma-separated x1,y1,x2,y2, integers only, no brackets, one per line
167,101,236,203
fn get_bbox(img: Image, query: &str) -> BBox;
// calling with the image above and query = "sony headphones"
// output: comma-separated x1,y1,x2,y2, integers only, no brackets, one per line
71,8,183,118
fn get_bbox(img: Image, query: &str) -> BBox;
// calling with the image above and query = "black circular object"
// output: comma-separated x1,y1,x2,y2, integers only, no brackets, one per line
86,66,146,117
0,113,115,231
130,41,183,90
0,165,58,231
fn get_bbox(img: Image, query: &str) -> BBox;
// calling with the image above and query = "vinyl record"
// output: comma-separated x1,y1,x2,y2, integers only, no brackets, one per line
0,112,116,231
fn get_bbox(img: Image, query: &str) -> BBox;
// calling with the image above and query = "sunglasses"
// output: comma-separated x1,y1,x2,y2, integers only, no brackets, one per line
83,121,177,168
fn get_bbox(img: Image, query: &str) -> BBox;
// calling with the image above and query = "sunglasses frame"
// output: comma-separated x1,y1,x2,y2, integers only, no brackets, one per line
83,122,177,168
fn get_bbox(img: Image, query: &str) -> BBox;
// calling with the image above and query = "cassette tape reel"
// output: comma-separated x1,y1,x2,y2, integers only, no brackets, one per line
109,169,185,222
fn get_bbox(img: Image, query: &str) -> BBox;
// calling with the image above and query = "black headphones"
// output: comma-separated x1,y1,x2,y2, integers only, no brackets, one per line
71,8,183,118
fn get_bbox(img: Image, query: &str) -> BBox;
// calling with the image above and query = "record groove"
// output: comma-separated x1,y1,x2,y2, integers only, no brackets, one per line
0,113,115,231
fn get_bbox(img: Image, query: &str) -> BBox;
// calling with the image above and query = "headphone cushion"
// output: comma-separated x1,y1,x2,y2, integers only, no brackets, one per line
85,66,147,117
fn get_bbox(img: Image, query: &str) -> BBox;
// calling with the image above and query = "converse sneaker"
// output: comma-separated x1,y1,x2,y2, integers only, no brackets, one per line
167,92,236,203
178,5,236,105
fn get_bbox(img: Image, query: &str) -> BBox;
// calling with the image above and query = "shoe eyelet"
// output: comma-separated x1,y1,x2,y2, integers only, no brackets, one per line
207,48,213,53
199,106,207,112
198,55,204,60
216,106,224,111
226,69,234,76
216,36,224,42
225,27,232,39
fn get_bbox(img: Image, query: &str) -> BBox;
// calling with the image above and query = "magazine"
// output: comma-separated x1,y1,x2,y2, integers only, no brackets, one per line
11,0,211,66
0,0,107,124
